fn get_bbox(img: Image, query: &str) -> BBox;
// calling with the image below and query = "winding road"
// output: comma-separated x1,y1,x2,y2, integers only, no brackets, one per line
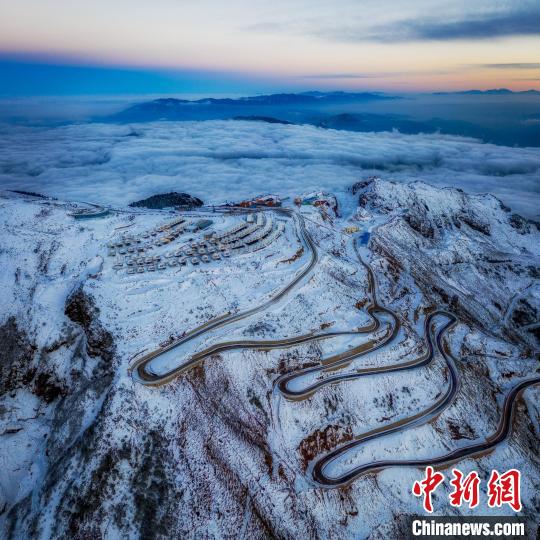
131,208,540,488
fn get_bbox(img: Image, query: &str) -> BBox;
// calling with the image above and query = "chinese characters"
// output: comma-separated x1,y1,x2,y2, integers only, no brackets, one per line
412,467,522,513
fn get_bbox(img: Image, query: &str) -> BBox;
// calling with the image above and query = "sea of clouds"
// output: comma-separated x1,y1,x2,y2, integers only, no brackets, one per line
0,120,539,218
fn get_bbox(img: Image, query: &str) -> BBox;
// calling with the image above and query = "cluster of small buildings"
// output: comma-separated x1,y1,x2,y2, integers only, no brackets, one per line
107,211,285,277
213,213,284,254
119,241,231,274
294,191,338,216
111,236,232,275
180,238,231,262
107,217,192,257
232,194,282,208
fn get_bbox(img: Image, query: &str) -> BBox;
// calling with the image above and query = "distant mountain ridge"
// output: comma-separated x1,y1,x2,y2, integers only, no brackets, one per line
433,88,540,95
101,89,540,147
136,91,396,107
106,91,398,122
232,115,293,124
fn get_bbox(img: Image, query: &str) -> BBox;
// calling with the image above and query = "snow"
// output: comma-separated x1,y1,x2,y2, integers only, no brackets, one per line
0,177,538,538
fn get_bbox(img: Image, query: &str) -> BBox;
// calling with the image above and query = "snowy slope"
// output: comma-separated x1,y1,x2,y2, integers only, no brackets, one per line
0,182,538,539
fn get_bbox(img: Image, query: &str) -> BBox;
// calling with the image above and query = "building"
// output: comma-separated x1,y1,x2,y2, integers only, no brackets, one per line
294,192,338,215
69,207,110,219
192,219,213,231
236,194,282,208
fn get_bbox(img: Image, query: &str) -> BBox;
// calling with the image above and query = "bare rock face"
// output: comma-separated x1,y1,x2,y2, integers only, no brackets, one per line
65,287,115,364
0,318,37,397
0,317,66,404
298,424,353,471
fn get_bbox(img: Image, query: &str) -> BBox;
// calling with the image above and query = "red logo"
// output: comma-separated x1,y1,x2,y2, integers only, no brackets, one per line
412,466,445,513
487,469,522,512
412,467,522,513
449,469,480,509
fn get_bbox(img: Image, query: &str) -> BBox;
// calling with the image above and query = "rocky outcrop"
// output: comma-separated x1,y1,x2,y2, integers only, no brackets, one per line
65,287,115,364
0,317,36,397
0,318,67,404
298,425,353,471
128,192,203,209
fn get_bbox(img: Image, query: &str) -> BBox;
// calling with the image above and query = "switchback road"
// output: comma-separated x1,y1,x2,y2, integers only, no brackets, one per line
131,209,539,487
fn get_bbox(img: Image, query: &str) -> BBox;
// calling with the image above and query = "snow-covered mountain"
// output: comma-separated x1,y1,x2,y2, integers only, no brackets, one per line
0,179,538,539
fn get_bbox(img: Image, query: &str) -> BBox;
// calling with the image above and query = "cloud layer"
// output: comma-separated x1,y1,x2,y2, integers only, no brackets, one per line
308,3,540,43
0,120,539,218
375,7,540,42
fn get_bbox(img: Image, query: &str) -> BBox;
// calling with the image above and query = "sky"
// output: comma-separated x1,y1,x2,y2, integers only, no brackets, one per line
1,0,540,95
